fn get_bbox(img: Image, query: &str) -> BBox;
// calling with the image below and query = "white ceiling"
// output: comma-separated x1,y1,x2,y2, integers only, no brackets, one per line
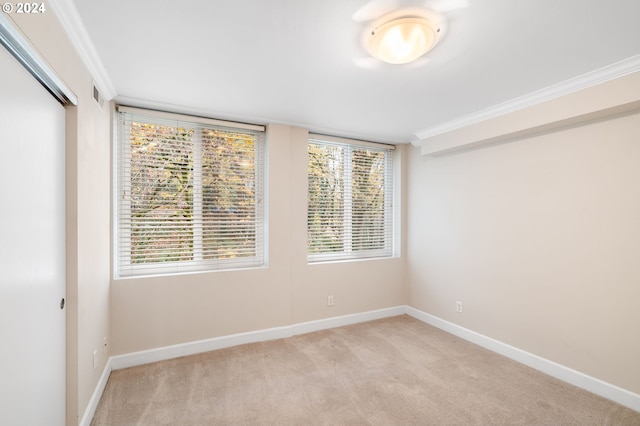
69,0,640,144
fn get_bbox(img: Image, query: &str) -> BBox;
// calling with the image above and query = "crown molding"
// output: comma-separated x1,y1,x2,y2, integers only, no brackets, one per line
117,95,407,145
413,54,640,143
48,0,116,100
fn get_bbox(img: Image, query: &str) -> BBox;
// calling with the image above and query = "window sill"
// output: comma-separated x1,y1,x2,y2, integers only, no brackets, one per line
307,255,398,266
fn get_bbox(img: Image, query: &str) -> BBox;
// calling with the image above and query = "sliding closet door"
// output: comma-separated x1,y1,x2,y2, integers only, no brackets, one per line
0,44,66,425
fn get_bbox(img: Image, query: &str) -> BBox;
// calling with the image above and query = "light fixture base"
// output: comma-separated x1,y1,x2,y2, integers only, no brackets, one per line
365,9,445,65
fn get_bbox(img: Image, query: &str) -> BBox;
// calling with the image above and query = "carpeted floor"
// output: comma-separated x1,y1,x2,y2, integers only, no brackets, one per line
92,315,640,425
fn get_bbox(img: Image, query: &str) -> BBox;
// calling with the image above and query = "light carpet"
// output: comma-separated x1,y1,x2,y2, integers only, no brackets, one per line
92,315,640,425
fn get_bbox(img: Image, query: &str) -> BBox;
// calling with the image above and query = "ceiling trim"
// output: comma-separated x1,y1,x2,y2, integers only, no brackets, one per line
116,95,407,145
413,53,640,144
48,0,116,100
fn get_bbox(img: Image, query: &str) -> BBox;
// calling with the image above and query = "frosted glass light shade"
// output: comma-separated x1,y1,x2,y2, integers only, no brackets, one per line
368,17,439,64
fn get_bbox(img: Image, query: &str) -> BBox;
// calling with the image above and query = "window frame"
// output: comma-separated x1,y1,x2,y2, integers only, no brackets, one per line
307,135,395,263
114,106,266,279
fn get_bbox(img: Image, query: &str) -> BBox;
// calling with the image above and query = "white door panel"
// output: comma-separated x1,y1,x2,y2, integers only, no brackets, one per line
0,43,66,425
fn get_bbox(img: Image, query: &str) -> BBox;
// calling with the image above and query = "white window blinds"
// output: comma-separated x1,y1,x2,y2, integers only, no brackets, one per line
307,137,394,262
115,107,265,277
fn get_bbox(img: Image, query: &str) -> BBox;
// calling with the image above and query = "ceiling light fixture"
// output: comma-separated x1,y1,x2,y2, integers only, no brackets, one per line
366,10,443,65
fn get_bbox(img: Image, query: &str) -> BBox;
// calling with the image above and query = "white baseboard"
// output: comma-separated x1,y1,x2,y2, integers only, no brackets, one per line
405,306,640,413
81,304,639,424
79,359,112,426
110,325,293,371
109,306,405,371
292,306,406,335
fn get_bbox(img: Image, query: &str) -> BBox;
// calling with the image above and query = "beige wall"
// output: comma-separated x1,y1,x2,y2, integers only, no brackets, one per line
6,9,406,421
8,3,112,425
18,0,639,416
407,107,640,394
110,124,407,355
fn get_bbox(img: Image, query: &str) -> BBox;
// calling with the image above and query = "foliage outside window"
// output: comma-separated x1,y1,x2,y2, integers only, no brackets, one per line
307,138,394,262
115,108,264,277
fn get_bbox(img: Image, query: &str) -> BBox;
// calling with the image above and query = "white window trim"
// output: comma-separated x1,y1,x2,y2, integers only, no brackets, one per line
114,106,265,278
307,136,395,263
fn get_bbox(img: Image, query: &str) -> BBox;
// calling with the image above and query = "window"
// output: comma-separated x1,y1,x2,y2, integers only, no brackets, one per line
115,107,265,277
307,136,394,262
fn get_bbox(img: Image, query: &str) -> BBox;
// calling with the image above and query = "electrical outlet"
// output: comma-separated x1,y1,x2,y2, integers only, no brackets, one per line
93,349,98,371
456,301,463,313
327,295,334,306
